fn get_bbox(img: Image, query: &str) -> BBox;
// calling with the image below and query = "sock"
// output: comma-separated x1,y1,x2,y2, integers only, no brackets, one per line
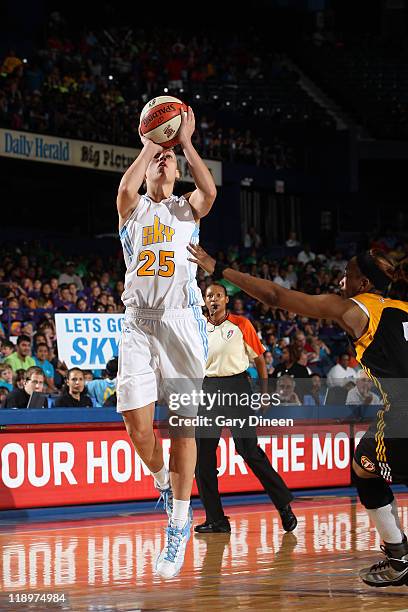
367,500,404,544
152,464,169,489
171,499,190,528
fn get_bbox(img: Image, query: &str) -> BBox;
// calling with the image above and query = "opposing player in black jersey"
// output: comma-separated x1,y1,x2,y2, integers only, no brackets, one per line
187,244,408,588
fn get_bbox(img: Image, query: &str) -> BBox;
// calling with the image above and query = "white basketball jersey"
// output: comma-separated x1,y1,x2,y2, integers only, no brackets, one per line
119,194,204,309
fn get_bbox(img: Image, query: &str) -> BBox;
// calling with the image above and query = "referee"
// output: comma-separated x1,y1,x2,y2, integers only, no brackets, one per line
195,283,297,533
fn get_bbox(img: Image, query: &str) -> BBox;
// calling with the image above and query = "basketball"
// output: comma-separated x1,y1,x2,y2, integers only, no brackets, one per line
140,95,188,147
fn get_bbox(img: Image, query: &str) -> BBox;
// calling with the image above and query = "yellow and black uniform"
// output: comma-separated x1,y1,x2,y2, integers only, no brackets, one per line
195,312,294,526
352,293,408,482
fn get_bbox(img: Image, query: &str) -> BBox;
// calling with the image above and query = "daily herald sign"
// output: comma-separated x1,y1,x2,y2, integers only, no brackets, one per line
55,313,123,369
0,128,222,185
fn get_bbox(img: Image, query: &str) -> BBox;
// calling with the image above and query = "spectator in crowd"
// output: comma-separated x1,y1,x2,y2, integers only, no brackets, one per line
264,350,275,377
75,297,89,312
52,359,69,389
0,339,15,363
286,264,298,288
0,386,9,407
295,349,313,399
272,344,310,379
319,318,346,349
346,344,360,370
298,350,313,375
286,231,300,249
86,356,118,406
231,297,247,317
34,343,57,392
21,322,35,339
297,243,316,265
0,363,14,392
303,373,326,406
55,283,75,311
273,267,291,289
276,375,301,406
244,227,262,249
278,312,298,338
326,353,357,388
346,370,382,406
9,321,23,336
68,282,78,303
14,369,26,390
308,337,333,376
33,333,48,350
58,262,84,291
55,367,93,407
4,334,35,372
327,251,347,272
5,366,48,408
292,331,314,358
38,321,57,348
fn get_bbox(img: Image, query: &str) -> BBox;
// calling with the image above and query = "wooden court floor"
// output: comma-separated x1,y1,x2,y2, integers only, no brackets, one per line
1,494,408,611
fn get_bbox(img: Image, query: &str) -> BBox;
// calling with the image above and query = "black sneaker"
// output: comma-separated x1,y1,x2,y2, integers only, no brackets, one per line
359,537,408,587
278,504,297,532
194,517,231,533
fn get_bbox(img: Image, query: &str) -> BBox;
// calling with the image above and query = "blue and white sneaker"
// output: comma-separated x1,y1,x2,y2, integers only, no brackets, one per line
154,483,173,520
154,480,194,524
155,515,192,579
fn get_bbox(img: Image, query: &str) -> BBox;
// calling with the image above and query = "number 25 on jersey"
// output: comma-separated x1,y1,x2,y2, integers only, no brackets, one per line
137,250,175,277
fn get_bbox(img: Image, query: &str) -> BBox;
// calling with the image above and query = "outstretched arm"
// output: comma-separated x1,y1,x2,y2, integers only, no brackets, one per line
178,107,217,219
187,244,367,337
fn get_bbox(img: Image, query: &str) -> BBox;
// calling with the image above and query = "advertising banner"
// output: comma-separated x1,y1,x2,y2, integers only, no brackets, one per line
54,313,123,369
0,424,352,510
0,128,223,185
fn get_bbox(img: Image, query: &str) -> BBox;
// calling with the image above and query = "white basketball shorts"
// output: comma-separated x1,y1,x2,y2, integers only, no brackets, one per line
116,306,208,416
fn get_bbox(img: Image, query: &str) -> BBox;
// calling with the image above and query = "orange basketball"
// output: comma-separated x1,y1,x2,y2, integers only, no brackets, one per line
140,96,188,147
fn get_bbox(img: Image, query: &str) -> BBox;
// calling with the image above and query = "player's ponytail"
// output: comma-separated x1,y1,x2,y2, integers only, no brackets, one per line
388,255,408,300
392,256,408,284
368,249,408,299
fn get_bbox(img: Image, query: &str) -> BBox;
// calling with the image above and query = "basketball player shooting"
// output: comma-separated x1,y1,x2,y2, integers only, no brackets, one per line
116,106,216,579
188,243,408,588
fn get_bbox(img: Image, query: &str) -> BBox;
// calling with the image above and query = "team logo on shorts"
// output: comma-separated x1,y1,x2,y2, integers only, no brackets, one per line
360,455,376,472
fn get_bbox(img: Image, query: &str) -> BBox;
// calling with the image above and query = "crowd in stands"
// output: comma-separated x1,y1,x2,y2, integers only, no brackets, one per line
3,7,408,171
1,228,405,409
0,359,118,409
0,10,336,169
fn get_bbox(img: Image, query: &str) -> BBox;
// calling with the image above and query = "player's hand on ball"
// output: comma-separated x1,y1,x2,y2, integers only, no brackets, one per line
177,106,195,148
187,243,215,274
138,123,164,153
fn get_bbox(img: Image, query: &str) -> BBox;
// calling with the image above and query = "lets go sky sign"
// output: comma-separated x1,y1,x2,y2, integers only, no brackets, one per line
55,314,123,369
